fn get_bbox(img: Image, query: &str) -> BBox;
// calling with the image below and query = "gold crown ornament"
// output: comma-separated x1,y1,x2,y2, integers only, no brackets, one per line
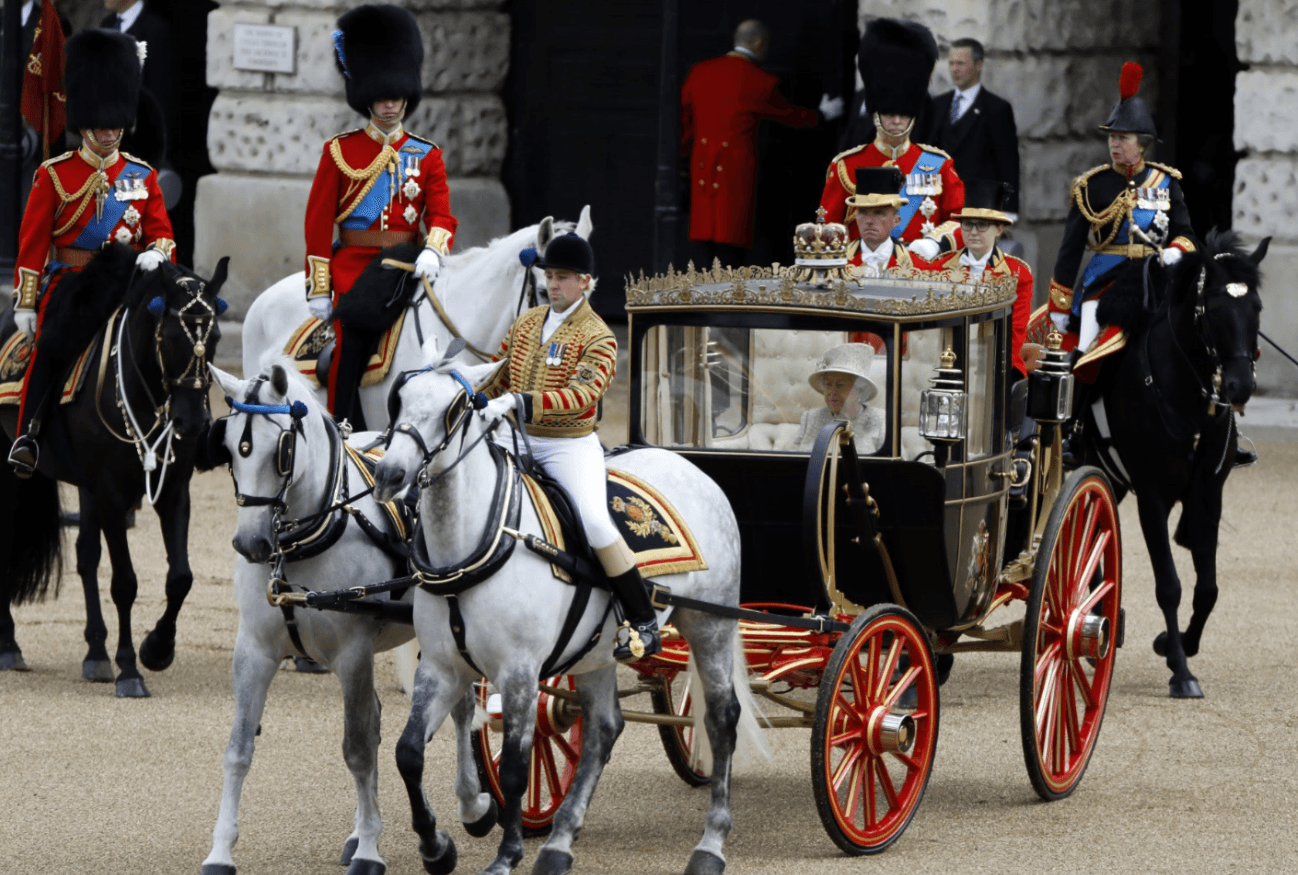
791,207,849,284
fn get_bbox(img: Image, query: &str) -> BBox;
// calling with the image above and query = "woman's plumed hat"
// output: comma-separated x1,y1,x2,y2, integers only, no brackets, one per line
1098,61,1158,137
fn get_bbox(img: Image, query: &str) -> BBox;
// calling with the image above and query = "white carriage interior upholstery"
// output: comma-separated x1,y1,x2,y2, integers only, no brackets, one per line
899,329,940,462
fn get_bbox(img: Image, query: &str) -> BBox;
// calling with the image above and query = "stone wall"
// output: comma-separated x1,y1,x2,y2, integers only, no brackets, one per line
857,0,1161,305
1234,0,1298,397
194,0,510,317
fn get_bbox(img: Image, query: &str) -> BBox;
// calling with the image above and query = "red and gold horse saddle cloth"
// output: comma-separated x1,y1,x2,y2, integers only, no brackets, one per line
284,310,408,389
1025,305,1126,383
0,313,114,407
521,466,707,583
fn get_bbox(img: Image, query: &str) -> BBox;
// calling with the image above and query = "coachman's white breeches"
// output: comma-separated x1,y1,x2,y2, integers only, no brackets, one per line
523,433,622,550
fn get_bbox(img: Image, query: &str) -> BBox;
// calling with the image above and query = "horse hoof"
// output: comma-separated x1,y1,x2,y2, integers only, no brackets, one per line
341,836,359,865
200,865,236,875
464,798,499,837
1170,678,1204,699
684,849,726,875
421,834,457,875
140,630,176,672
115,677,151,698
83,659,114,682
531,848,573,875
344,857,386,875
1152,632,1168,657
0,650,29,671
294,656,329,674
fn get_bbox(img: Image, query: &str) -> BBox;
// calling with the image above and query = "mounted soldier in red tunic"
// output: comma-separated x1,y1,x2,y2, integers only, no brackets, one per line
8,28,176,477
304,3,457,429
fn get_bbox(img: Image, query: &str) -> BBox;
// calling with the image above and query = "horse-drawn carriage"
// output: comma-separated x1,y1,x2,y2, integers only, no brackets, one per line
463,251,1125,855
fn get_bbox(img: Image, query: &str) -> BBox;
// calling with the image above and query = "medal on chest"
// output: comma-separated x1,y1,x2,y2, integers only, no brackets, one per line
114,171,148,202
545,342,568,367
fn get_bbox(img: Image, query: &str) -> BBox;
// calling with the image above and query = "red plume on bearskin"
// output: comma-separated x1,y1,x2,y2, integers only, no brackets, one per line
1119,62,1143,101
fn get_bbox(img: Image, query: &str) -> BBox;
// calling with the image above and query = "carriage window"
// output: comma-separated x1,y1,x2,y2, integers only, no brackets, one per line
965,320,998,460
638,325,888,453
898,328,941,462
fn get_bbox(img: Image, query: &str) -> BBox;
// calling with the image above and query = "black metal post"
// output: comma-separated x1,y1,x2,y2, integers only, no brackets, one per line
651,0,680,274
1,0,25,285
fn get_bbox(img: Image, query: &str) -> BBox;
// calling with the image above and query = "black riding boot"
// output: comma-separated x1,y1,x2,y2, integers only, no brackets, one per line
330,325,373,432
7,348,60,478
608,564,662,663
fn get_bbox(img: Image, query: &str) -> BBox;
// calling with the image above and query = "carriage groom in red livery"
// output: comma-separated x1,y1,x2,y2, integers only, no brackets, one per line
304,3,457,429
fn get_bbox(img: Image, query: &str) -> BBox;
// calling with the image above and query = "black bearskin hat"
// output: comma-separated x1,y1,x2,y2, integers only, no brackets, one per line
858,18,938,119
535,234,595,276
64,29,142,131
333,4,424,117
1098,61,1157,137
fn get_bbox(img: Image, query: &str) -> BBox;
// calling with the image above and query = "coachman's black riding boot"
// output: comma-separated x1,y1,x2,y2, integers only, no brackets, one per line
7,345,61,479
597,541,662,663
330,324,372,432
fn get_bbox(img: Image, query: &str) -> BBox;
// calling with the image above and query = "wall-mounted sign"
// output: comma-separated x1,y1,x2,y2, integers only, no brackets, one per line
232,23,297,75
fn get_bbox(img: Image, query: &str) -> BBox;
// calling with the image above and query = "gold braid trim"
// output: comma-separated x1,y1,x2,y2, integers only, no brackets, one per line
425,227,452,256
1146,160,1183,180
835,159,856,194
47,164,110,237
330,139,397,223
1049,278,1073,311
1071,167,1135,252
15,268,41,309
147,238,176,260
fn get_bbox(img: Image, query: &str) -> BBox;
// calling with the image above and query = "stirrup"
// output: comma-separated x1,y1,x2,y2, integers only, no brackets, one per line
8,436,38,479
613,619,662,664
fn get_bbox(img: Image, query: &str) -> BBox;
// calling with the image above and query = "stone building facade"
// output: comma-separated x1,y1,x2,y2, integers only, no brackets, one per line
193,0,510,317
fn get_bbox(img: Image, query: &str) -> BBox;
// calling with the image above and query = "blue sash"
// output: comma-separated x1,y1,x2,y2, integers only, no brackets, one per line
72,159,150,249
1075,172,1171,313
341,139,433,232
893,149,947,239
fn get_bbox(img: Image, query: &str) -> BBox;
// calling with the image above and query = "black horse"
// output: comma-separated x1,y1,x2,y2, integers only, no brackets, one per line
1079,229,1268,698
0,245,228,697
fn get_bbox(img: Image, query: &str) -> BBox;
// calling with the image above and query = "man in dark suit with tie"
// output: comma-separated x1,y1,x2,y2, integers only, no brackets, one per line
100,1,174,157
927,38,1020,218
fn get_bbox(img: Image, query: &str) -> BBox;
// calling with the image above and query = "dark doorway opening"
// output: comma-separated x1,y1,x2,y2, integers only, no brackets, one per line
503,0,855,318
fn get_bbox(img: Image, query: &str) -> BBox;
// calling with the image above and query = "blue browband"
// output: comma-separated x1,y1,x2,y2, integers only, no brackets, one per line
227,397,309,420
450,369,488,410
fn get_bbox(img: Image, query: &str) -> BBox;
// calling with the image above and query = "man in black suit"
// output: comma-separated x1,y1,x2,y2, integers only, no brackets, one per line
928,38,1020,218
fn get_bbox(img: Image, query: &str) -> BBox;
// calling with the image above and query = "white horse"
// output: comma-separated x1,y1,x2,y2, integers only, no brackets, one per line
201,362,496,875
240,207,594,432
372,348,760,875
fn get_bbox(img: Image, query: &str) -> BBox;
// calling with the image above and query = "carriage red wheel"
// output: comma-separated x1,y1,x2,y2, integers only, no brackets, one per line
1020,466,1122,801
811,605,938,855
650,665,711,787
472,675,582,836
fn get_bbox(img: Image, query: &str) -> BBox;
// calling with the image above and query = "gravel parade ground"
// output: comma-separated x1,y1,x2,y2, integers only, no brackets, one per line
3,388,1296,874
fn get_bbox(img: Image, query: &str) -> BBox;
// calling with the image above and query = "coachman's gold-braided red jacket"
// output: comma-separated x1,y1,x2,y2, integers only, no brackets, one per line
479,299,616,439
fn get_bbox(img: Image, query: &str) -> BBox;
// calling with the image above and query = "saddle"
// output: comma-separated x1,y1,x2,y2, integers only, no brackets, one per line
1024,305,1126,383
284,310,407,390
0,313,114,408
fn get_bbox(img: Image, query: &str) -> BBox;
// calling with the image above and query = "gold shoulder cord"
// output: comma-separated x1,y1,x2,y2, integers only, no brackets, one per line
47,166,110,237
330,139,398,223
1072,168,1134,252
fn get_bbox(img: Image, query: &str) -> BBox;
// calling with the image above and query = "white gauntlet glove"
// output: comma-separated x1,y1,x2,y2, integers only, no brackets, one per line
14,308,37,340
307,297,333,321
479,393,517,424
413,246,442,284
907,237,941,260
818,93,845,122
1049,311,1071,333
1160,247,1183,266
136,249,167,272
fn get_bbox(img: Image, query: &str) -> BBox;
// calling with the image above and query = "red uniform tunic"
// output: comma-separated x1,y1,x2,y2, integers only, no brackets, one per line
922,246,1035,376
303,123,457,302
680,52,818,248
13,146,175,422
820,139,965,245
303,123,457,412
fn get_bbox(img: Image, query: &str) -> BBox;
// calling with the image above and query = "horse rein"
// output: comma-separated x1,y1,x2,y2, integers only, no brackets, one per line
383,367,498,490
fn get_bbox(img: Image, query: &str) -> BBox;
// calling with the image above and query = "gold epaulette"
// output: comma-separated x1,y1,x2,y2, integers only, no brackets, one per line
1073,164,1110,189
913,142,954,160
1003,252,1031,271
39,150,75,171
828,143,867,166
404,133,441,151
1146,160,1183,181
119,151,155,171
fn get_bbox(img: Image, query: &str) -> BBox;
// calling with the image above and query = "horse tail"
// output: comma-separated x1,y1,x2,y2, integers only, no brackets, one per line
685,633,772,775
0,469,63,606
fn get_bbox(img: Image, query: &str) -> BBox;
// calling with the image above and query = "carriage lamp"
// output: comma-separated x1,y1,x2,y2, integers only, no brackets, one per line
791,207,849,285
1027,328,1075,423
919,347,968,444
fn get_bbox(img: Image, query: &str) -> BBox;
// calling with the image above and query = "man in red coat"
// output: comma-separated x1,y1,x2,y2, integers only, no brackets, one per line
305,4,457,427
819,19,964,254
919,180,1037,378
9,28,176,477
680,19,839,267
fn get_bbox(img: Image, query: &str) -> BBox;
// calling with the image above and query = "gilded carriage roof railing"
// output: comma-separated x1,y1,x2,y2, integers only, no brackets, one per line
625,259,1018,319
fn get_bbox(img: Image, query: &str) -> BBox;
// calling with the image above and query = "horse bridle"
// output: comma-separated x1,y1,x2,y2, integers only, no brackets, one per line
151,276,223,391
218,376,309,511
383,367,492,489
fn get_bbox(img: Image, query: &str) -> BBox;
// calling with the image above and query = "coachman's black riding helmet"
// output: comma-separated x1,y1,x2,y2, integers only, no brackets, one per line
535,234,595,276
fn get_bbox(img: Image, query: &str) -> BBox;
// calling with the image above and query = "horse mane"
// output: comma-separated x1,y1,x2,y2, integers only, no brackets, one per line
37,244,138,361
1183,228,1262,292
332,241,425,333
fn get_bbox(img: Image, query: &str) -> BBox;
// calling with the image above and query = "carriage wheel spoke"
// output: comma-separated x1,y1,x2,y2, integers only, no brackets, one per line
1072,528,1111,605
872,753,900,817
